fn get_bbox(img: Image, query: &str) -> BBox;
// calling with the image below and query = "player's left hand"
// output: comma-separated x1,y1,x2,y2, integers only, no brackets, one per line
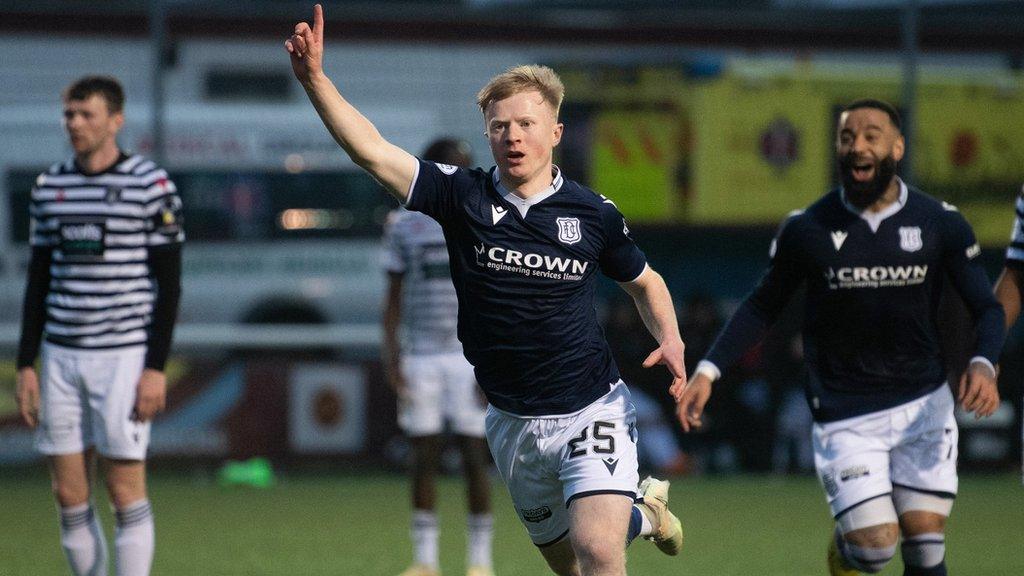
957,361,999,419
676,372,712,433
133,368,167,422
643,337,687,395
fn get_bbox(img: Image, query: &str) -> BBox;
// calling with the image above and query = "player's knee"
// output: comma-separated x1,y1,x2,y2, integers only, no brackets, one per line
840,524,898,573
843,523,899,549
572,535,624,572
841,540,897,573
52,479,90,507
410,437,443,472
457,436,489,470
900,510,946,536
104,473,146,508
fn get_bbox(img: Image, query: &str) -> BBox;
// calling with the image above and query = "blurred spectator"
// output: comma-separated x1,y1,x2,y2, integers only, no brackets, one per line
604,294,692,476
761,293,813,473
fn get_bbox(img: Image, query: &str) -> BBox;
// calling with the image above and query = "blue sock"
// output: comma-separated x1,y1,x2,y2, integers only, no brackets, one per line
904,562,947,576
625,506,643,546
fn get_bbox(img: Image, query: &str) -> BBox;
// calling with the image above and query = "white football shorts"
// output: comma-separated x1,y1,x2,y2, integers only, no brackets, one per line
35,342,150,461
813,385,958,519
485,381,640,546
399,351,486,437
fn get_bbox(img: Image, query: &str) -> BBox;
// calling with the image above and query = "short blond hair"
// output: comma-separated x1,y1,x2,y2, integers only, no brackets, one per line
476,65,565,117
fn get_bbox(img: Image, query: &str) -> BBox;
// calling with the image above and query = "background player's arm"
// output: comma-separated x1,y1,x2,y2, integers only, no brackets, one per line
382,272,407,398
132,243,182,422
943,211,1005,418
286,4,417,202
619,265,687,391
994,266,1023,330
14,246,52,428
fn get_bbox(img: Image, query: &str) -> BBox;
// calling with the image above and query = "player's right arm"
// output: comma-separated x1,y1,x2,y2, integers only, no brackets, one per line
286,4,417,202
381,212,408,398
15,245,52,428
676,213,805,432
382,272,407,398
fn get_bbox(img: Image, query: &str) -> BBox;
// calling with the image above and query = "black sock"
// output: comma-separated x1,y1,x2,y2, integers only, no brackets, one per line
904,561,947,576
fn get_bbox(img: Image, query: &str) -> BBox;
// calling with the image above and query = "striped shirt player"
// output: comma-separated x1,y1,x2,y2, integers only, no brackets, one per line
381,207,486,436
994,188,1024,484
1005,190,1024,266
19,151,184,457
382,201,496,576
383,208,461,355
15,75,182,576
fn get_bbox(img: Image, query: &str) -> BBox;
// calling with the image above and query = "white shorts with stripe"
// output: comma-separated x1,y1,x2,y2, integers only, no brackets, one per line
35,342,150,461
485,381,640,546
814,385,958,519
399,351,486,437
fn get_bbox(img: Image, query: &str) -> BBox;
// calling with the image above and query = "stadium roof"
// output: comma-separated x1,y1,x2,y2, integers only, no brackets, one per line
1,0,1022,52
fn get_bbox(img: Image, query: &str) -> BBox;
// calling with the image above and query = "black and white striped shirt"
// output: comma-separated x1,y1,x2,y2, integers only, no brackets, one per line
29,153,184,350
1006,189,1024,268
382,208,461,355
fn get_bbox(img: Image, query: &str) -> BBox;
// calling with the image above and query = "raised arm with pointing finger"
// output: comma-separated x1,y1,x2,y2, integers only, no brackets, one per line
285,4,417,200
286,10,689,570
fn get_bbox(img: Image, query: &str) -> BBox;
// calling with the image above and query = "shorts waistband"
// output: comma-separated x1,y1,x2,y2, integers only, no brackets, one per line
488,380,627,420
43,341,147,358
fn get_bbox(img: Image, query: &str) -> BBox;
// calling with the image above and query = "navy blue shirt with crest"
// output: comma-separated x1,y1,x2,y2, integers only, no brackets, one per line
406,159,647,416
704,181,1004,423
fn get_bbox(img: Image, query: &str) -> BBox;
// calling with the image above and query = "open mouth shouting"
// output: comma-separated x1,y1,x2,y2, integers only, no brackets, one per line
506,149,525,166
850,158,876,182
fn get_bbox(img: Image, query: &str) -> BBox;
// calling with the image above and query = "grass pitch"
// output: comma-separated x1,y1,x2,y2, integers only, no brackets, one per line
0,468,1020,575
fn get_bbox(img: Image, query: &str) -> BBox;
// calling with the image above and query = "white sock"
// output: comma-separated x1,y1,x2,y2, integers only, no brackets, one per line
411,510,439,569
466,513,493,568
60,502,109,576
115,499,154,576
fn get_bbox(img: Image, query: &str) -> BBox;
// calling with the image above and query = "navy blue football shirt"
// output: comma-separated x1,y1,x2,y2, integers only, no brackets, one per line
704,181,1004,422
406,159,647,416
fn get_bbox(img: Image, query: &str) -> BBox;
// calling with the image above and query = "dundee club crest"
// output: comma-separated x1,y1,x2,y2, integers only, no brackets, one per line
899,226,923,252
556,217,582,245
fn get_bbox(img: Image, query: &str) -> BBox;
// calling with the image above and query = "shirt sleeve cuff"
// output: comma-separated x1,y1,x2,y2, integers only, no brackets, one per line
403,158,422,207
968,356,996,377
695,360,721,382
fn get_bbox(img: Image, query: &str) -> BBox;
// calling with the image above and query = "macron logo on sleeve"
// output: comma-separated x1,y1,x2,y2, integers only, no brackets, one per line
492,204,508,225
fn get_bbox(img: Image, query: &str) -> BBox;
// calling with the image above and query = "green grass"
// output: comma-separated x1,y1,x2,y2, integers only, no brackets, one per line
0,469,1021,575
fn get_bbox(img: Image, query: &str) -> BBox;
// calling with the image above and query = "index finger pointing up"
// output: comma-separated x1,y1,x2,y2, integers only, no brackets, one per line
313,4,324,41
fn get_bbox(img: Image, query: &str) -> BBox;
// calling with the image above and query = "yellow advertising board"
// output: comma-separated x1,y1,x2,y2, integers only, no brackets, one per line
589,109,681,221
560,62,1024,245
690,73,832,224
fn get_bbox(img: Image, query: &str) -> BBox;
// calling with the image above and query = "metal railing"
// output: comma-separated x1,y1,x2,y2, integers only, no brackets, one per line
0,323,382,353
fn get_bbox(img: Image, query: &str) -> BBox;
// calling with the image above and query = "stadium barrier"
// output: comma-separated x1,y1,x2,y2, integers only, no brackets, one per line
0,323,396,465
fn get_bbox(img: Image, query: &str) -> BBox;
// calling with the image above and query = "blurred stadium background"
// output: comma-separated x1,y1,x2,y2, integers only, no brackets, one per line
0,1,1022,574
